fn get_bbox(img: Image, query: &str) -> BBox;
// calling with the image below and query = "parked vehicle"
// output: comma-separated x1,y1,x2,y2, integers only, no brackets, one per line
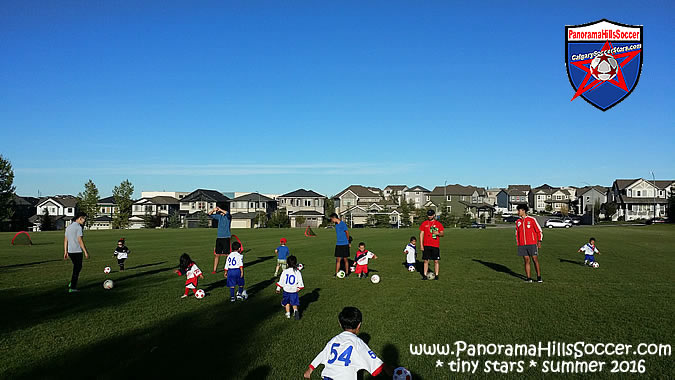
503,215,519,223
545,218,572,228
466,221,486,229
646,217,667,225
564,216,582,225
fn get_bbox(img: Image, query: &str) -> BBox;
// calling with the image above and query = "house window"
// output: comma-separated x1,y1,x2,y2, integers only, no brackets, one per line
416,192,420,195
636,190,641,197
446,196,451,201
586,196,590,202
426,196,430,201
68,207,73,213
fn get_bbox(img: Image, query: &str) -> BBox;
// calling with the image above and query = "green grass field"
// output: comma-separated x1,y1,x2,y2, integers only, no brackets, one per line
1,225,673,379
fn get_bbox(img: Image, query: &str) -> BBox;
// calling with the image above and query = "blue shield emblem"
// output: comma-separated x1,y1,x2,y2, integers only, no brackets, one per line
566,19,642,111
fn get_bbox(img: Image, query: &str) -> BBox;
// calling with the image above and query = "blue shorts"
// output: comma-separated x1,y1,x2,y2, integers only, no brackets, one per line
584,254,595,262
226,269,244,287
281,292,299,306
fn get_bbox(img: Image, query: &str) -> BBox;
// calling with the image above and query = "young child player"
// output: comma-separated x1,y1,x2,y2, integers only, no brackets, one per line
175,253,204,299
224,241,248,302
304,306,393,379
113,238,130,271
274,237,290,277
578,237,601,266
404,236,416,271
276,255,304,320
354,242,378,279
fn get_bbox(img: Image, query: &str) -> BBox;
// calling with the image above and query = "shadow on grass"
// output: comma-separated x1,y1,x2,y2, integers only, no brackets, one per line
299,288,321,314
244,255,274,269
559,258,585,266
100,267,175,286
125,261,167,270
7,285,284,379
0,258,62,270
472,259,526,280
381,343,423,379
27,242,55,246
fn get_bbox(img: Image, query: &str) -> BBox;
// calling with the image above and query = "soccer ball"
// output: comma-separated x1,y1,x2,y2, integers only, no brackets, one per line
103,266,111,274
393,367,412,380
408,266,416,272
336,270,346,279
350,266,356,273
426,272,436,280
592,262,600,268
370,274,380,284
297,263,304,271
103,280,114,290
195,289,205,299
590,53,618,81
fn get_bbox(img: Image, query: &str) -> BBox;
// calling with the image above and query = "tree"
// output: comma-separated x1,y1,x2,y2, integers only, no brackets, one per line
112,179,134,229
167,211,182,228
458,213,472,228
375,213,390,228
545,204,552,212
412,208,427,227
254,211,268,228
198,212,210,228
560,204,569,216
143,209,160,228
603,202,617,221
668,193,675,223
323,198,336,226
41,209,54,231
77,179,99,228
438,202,455,226
295,216,306,227
0,155,15,224
268,210,290,228
400,201,412,227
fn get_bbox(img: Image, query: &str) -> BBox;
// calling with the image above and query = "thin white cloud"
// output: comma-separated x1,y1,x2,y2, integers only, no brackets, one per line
15,162,418,176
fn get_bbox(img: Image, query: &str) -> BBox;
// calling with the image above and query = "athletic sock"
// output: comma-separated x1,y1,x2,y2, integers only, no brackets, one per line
230,288,235,297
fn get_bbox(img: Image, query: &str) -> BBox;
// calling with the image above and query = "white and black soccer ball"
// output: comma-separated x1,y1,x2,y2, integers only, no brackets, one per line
195,289,205,299
370,274,380,284
350,266,356,273
590,53,619,81
407,266,416,272
426,272,436,280
336,270,346,279
103,266,111,274
592,262,600,268
103,279,114,290
297,263,304,271
393,367,412,380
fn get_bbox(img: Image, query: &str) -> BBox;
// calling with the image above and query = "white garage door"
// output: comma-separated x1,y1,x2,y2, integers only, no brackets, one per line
231,219,250,229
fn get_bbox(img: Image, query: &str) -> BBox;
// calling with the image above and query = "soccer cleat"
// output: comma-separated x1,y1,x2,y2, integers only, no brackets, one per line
434,275,439,281
294,310,300,320
285,312,291,319
525,278,533,283
181,294,188,299
211,271,217,274
537,277,543,283
68,288,80,293
230,297,236,303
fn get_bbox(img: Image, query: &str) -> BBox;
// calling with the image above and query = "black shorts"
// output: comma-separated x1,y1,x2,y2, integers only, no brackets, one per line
215,237,231,255
335,244,350,258
422,246,440,260
517,244,538,257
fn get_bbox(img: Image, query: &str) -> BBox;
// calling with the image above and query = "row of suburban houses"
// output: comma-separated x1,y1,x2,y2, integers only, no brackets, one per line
7,178,673,232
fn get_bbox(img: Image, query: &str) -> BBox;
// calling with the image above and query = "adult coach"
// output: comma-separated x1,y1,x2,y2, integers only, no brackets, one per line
515,204,543,283
208,206,232,274
330,213,351,277
64,212,89,293
419,209,444,280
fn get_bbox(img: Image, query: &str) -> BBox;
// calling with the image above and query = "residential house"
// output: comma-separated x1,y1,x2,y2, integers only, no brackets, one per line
545,188,574,213
485,188,501,207
575,186,608,219
608,178,674,221
531,184,557,212
402,185,430,209
495,189,509,213
230,193,277,228
277,189,326,228
334,185,383,214
2,195,39,232
383,185,408,205
31,195,79,231
141,191,189,200
425,184,493,220
506,185,531,212
130,196,181,229
178,189,231,228
88,196,117,230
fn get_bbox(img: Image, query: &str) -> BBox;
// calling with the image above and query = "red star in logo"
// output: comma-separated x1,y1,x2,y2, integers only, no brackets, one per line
570,40,641,101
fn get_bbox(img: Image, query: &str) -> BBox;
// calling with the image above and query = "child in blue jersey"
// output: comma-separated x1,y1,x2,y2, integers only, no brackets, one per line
276,255,304,320
578,237,601,266
274,237,290,277
224,241,247,302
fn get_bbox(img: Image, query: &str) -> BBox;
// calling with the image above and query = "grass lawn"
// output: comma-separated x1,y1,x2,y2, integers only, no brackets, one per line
1,225,673,379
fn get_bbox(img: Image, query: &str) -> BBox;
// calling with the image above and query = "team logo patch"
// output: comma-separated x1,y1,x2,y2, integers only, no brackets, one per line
565,19,642,111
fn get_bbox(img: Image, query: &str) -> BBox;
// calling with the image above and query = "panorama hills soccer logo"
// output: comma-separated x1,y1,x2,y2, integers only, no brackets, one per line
565,19,643,111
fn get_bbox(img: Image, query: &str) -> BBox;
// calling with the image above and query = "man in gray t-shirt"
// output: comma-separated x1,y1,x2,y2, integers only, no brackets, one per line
64,213,90,292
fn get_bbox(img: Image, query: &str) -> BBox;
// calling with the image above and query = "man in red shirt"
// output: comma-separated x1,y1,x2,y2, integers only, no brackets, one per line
419,209,444,280
515,204,543,283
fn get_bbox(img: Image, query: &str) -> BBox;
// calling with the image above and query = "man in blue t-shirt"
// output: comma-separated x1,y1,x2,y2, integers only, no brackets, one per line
330,213,351,277
208,206,232,274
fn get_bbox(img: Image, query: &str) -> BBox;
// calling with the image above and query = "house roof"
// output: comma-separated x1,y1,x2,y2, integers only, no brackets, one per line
335,185,382,198
13,195,39,206
279,189,325,198
654,180,675,189
98,196,117,205
406,185,430,192
616,197,669,204
289,210,324,216
577,186,607,195
37,195,79,208
384,185,407,191
614,179,640,190
93,215,113,222
544,198,571,204
507,189,528,196
181,189,230,203
430,184,487,196
135,196,180,205
459,201,495,209
231,212,259,219
232,193,275,202
29,214,68,223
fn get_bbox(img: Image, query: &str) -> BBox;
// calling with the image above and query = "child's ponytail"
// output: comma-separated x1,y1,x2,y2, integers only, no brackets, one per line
286,255,298,271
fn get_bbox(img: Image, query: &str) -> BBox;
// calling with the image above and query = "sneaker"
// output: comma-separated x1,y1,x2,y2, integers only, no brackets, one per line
434,275,439,281
294,310,300,320
525,278,533,283
421,276,428,281
211,271,217,274
181,294,188,299
537,277,543,283
68,288,80,293
230,297,236,303
285,312,291,319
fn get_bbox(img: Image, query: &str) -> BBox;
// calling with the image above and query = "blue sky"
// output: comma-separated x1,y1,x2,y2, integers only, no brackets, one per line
1,1,673,198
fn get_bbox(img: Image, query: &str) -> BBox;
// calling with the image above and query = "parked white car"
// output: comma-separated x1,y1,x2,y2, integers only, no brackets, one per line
545,218,572,228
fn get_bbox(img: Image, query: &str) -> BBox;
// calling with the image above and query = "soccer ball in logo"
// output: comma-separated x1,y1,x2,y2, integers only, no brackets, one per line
393,367,412,380
195,289,205,299
590,53,618,81
103,266,111,274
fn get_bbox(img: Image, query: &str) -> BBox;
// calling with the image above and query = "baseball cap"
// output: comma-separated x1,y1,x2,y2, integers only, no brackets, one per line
427,209,436,216
280,238,287,244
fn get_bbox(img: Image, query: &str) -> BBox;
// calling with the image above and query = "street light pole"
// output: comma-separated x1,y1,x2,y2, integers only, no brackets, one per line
651,171,657,220
444,180,447,215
